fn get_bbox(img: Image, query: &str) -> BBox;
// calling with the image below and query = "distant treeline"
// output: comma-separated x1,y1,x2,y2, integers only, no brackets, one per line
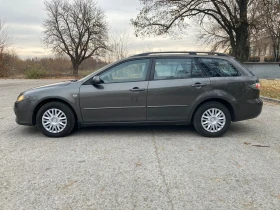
0,51,108,78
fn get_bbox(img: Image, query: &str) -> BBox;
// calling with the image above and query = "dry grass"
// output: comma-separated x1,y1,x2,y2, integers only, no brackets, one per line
260,79,280,100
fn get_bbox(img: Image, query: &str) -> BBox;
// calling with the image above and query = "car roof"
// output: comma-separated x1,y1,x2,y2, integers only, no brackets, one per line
129,51,233,60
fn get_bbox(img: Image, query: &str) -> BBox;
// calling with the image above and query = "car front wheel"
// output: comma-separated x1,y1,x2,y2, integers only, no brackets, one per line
193,102,231,137
36,102,76,137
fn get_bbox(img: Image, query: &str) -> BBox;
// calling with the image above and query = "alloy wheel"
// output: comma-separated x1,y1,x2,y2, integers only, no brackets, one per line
201,108,226,133
42,108,67,133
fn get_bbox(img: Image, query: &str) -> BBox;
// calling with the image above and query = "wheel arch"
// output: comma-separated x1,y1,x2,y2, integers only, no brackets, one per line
32,98,77,125
190,98,236,123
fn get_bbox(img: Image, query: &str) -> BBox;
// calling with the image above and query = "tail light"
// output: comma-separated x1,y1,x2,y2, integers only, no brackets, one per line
251,83,261,90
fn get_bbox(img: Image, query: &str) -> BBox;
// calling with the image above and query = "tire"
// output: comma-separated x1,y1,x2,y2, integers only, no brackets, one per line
193,102,231,137
36,102,76,137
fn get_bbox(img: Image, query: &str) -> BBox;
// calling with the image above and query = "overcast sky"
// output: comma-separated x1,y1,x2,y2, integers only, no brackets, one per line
0,0,208,59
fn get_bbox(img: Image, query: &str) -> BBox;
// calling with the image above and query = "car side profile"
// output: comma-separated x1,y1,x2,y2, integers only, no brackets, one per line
14,52,263,138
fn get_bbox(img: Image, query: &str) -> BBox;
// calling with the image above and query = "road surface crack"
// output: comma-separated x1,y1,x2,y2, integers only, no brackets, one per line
151,128,175,210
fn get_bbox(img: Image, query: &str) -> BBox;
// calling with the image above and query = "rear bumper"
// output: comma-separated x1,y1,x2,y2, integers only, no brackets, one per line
14,101,34,126
233,98,263,122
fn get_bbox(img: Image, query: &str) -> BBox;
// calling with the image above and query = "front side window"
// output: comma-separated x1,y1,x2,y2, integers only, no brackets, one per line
198,58,240,77
153,58,205,80
100,59,150,83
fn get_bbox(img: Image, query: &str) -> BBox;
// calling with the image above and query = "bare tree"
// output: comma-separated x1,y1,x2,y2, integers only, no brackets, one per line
104,32,130,63
198,20,231,52
131,0,256,62
0,19,13,52
197,1,259,53
257,0,280,61
43,0,108,75
0,19,13,74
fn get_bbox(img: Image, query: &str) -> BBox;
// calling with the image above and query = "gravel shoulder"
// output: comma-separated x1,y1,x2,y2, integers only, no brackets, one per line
0,79,280,210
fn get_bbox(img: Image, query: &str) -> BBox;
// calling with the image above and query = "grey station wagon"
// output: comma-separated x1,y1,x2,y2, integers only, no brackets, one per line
14,52,263,137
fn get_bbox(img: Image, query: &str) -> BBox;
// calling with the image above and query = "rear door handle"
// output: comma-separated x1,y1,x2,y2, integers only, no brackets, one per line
129,87,146,92
192,83,207,88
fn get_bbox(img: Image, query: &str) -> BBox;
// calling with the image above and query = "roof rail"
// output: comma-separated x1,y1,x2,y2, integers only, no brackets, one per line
132,51,228,57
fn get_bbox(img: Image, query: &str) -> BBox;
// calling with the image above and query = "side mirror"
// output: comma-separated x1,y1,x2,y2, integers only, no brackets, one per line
91,76,102,85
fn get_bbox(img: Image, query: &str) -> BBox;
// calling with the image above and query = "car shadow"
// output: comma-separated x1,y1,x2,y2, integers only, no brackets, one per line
77,124,196,135
227,122,256,134
17,122,254,139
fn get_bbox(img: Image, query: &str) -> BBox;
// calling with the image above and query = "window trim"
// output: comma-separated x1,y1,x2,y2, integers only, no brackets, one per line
192,58,209,78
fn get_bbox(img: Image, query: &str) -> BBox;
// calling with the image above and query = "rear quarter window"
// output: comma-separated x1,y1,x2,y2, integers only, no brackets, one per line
199,58,241,77
232,58,255,76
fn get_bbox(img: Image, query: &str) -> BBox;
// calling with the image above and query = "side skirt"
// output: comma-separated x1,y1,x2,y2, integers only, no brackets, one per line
79,120,191,127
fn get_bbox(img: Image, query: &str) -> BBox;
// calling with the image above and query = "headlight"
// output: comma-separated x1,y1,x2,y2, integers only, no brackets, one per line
17,94,26,102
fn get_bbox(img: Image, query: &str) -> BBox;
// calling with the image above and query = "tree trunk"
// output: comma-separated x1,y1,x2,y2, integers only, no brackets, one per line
272,44,277,62
234,0,250,62
275,38,280,62
72,61,79,76
235,25,249,62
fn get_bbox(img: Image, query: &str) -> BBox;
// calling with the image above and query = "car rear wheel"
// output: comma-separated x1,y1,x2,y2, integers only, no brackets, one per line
193,102,231,137
36,102,76,137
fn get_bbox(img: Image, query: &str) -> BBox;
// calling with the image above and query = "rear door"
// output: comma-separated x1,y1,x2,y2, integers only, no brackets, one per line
147,57,210,121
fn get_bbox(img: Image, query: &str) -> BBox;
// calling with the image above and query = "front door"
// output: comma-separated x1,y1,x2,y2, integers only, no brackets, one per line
80,59,151,123
147,57,210,121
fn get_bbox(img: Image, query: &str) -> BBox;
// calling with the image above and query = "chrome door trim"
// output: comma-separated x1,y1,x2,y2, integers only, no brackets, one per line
147,105,188,108
84,106,146,110
84,105,188,110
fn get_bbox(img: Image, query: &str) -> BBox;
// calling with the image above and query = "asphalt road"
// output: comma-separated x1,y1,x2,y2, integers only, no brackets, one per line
0,79,280,210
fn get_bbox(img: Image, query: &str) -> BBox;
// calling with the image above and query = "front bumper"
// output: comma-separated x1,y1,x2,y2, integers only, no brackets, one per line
234,98,263,122
14,100,34,126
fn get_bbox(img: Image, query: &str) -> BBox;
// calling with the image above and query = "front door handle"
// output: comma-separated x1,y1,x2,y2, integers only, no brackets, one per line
192,83,207,88
129,87,146,92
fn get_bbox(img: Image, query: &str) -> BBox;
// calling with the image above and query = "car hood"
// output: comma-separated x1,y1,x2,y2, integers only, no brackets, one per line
23,81,73,95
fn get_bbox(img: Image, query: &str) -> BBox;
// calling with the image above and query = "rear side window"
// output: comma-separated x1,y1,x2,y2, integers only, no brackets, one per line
154,58,205,80
198,58,240,77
